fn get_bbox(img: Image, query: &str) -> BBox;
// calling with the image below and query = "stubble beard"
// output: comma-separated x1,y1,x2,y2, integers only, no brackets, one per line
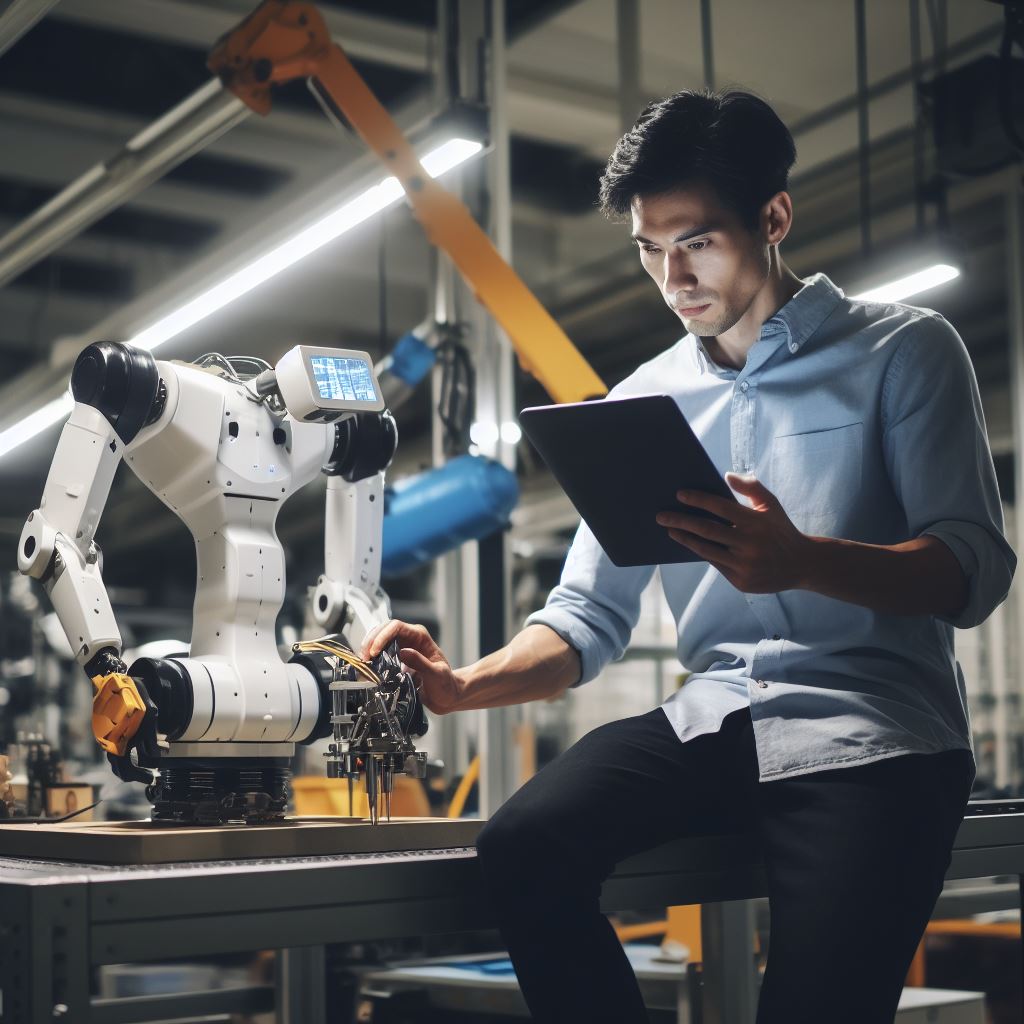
679,307,731,338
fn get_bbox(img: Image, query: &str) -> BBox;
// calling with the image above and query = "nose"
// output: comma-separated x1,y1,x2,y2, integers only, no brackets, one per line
663,250,698,299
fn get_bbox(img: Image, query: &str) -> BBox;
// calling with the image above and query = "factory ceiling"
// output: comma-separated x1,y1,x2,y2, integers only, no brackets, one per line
0,0,1014,593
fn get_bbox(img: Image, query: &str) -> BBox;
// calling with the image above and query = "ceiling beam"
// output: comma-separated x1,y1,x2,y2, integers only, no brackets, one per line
0,105,280,226
0,90,348,173
0,217,206,263
0,90,441,409
51,0,432,73
0,0,60,57
45,0,636,157
0,285,113,353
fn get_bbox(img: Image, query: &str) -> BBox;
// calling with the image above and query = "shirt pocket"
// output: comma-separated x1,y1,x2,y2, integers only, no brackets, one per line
769,421,863,535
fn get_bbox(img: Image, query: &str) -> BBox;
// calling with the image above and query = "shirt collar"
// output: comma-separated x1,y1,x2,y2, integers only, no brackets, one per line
692,272,845,373
759,272,844,353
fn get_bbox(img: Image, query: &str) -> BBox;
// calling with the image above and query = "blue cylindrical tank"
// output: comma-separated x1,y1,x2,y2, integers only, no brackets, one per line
382,454,519,577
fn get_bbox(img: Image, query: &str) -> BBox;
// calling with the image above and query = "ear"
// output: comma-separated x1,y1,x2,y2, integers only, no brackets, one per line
761,191,793,247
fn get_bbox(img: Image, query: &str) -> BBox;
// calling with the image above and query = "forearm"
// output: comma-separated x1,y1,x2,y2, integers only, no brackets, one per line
798,533,968,618
453,624,581,710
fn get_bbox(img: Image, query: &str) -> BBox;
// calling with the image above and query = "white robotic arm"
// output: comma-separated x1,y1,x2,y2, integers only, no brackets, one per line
310,473,390,651
273,341,395,644
18,401,124,669
17,344,169,782
18,341,426,823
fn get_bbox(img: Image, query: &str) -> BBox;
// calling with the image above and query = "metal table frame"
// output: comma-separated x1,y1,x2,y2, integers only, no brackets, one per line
1,811,1022,1023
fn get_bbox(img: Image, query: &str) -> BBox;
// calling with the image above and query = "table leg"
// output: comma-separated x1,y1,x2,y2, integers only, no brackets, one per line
276,944,326,1024
0,881,89,1023
700,900,757,1024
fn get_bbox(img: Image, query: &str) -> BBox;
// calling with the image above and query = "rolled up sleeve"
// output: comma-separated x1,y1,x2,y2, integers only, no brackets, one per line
525,519,656,686
882,313,1016,628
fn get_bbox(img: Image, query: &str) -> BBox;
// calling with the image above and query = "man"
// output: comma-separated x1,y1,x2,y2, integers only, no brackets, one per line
362,89,1016,1023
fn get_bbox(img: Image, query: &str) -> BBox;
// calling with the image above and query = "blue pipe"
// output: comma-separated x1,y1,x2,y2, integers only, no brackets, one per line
380,330,436,388
382,454,519,577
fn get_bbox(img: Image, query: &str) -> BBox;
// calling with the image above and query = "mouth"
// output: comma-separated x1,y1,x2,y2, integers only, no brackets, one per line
676,303,711,318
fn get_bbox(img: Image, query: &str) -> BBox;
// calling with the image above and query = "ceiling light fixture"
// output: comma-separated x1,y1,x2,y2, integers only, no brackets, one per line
0,138,484,460
849,262,960,303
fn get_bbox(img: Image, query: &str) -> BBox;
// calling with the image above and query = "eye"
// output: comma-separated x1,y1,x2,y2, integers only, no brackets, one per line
688,240,709,251
638,243,661,255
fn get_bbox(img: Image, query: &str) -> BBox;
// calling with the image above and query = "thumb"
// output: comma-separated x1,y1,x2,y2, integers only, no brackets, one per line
725,472,775,508
360,623,383,660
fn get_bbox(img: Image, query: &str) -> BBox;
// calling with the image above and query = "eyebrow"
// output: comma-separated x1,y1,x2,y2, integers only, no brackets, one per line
631,224,718,244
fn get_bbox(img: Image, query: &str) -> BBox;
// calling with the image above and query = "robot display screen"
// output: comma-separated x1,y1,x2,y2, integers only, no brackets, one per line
309,355,378,404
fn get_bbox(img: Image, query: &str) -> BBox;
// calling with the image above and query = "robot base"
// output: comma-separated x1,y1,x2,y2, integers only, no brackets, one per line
147,758,291,826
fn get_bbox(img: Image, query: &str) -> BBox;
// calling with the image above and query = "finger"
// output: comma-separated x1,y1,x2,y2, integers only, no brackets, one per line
399,647,433,675
724,471,756,486
360,622,385,659
407,624,444,661
675,489,744,523
365,619,410,659
723,473,779,510
656,511,736,546
363,620,396,658
667,529,739,569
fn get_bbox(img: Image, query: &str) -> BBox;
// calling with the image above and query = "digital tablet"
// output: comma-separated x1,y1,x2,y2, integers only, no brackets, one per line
518,393,738,567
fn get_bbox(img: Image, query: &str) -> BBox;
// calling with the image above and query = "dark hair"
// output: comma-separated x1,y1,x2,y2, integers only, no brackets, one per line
598,89,796,231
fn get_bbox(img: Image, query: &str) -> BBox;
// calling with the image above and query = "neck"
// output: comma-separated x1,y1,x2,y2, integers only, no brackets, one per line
705,251,803,369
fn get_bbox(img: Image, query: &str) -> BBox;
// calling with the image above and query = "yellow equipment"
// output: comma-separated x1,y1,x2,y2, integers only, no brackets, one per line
207,0,607,406
90,673,147,758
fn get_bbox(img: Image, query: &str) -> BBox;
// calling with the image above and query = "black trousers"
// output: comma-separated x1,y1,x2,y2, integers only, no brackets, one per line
476,707,974,1024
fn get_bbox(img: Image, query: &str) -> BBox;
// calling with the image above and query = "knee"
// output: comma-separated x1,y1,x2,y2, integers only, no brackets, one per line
477,807,581,922
476,802,539,878
478,796,603,899
478,794,581,890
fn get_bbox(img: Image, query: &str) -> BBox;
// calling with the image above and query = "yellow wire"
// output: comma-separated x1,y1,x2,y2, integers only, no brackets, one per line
294,639,381,685
323,650,378,684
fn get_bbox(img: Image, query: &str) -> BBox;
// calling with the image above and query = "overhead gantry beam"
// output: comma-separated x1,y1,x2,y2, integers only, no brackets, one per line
0,0,60,58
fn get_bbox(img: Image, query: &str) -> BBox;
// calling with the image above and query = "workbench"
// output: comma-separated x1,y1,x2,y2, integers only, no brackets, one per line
1,803,1022,1023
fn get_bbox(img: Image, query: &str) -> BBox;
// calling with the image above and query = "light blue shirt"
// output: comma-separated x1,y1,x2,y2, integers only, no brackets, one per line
526,273,1016,781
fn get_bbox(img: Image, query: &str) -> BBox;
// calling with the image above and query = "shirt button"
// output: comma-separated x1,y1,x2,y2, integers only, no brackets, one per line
739,381,749,392
788,342,798,353
772,634,781,640
756,679,768,688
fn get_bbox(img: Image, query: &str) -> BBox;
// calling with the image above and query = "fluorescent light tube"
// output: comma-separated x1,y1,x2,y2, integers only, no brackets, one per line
131,138,483,353
0,392,75,457
0,138,483,459
850,262,960,303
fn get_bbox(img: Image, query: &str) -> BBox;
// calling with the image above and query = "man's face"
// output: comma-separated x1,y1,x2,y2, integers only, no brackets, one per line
630,182,771,336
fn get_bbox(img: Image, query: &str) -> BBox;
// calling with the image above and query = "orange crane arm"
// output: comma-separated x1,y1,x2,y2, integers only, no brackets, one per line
208,0,607,405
